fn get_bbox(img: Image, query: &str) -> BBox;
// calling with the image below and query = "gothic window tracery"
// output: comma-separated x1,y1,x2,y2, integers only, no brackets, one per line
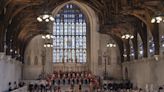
53,4,87,63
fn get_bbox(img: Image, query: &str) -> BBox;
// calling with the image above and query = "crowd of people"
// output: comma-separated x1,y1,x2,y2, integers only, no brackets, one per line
28,71,100,92
48,71,99,86
27,71,164,92
102,82,164,92
8,81,25,91
103,81,133,91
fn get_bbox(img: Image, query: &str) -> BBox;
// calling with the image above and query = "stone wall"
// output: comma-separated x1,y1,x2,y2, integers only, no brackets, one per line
122,55,164,89
23,1,101,79
23,35,52,80
96,34,122,80
0,53,22,92
23,32,123,80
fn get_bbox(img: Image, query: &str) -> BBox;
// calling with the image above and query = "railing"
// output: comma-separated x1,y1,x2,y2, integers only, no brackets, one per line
11,86,28,92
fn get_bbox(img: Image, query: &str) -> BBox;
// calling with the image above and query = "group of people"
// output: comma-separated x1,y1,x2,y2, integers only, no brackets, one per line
50,71,99,89
28,71,100,92
28,81,89,92
102,82,164,92
27,71,164,92
103,81,133,91
8,81,25,91
101,81,139,92
28,80,51,92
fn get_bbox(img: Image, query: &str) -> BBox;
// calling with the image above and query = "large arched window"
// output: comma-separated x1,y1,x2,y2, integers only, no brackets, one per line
53,4,87,63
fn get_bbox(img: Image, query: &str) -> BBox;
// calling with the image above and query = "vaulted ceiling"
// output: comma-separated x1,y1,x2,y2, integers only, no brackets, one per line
0,0,163,62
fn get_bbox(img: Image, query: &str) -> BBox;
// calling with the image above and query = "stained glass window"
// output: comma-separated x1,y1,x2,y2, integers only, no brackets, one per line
130,46,134,60
149,38,155,56
138,43,143,59
53,4,87,63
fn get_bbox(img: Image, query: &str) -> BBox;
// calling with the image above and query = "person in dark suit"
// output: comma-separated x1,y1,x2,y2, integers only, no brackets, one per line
81,78,83,85
139,88,143,92
63,78,65,85
58,79,60,85
18,82,23,87
68,78,70,84
79,84,82,92
84,78,87,85
8,82,12,91
77,78,79,84
72,78,75,84
34,83,38,91
158,87,163,92
14,81,18,90
28,83,33,92
107,83,112,90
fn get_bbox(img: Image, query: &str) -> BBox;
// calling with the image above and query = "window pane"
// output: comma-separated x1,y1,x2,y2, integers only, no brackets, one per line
53,3,87,63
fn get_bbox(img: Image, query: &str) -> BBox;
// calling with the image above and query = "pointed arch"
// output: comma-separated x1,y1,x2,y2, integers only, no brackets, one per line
52,0,100,72
52,3,88,63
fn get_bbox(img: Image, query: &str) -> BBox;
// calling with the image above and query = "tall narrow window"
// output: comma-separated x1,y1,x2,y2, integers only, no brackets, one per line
161,35,164,54
138,43,143,59
130,41,134,60
53,4,87,63
149,38,155,56
130,46,134,60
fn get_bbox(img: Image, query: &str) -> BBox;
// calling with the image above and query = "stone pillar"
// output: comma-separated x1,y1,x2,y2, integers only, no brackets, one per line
153,23,160,55
133,31,138,59
143,25,148,58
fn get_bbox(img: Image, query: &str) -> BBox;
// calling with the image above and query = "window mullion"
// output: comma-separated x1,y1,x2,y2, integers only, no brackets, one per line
53,4,87,64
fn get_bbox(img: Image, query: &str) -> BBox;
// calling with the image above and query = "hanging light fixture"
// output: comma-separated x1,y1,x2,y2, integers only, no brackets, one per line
151,11,164,23
151,16,164,23
37,0,54,22
37,13,54,22
42,34,54,39
106,39,117,48
106,43,116,48
44,43,53,48
121,34,134,39
123,54,127,57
